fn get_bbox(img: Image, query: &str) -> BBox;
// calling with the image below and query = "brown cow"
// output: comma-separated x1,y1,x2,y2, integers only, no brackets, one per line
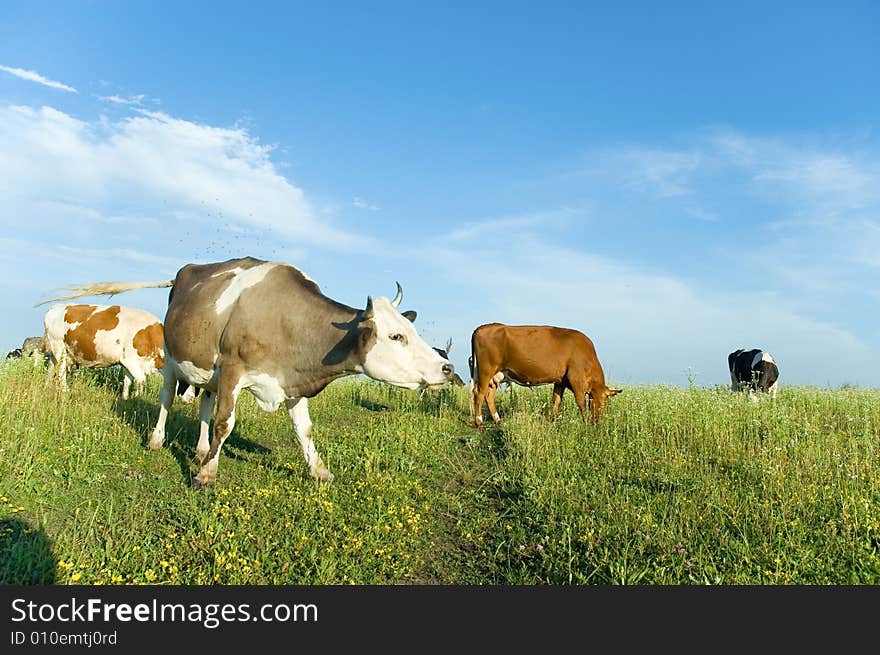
469,322,621,426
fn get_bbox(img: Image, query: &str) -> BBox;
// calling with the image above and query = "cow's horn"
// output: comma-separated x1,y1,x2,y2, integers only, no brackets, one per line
445,337,453,354
391,281,403,308
364,296,375,319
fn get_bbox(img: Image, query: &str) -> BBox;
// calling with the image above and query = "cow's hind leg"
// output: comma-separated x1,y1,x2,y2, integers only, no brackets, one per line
551,382,565,419
148,365,177,450
286,397,332,482
193,374,240,489
195,390,215,463
472,381,489,428
52,349,70,392
121,369,135,400
120,360,149,399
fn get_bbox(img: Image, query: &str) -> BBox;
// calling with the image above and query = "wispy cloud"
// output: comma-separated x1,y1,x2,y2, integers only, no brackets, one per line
562,130,880,300
98,94,146,106
615,147,702,197
569,146,702,198
353,196,379,210
444,207,579,242
0,65,77,93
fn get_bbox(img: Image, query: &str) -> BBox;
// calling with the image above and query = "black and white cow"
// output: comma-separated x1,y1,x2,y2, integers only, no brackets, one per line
41,257,457,487
728,349,779,399
432,338,465,387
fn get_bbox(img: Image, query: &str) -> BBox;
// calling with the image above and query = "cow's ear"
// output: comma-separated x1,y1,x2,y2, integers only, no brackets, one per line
363,296,375,320
359,324,376,350
401,310,417,323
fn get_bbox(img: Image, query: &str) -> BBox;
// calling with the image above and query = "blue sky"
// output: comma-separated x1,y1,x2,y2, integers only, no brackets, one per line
1,1,878,387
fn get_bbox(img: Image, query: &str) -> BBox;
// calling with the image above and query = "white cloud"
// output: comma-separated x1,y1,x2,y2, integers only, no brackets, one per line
445,207,578,242
98,94,146,106
0,104,369,250
353,196,379,210
0,102,377,349
0,65,77,93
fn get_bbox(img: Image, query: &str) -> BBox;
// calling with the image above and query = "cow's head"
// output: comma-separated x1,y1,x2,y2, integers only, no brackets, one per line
358,283,455,390
589,386,623,421
427,338,465,388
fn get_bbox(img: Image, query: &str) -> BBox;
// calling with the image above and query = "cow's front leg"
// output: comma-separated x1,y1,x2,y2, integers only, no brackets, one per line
486,382,501,425
286,397,332,481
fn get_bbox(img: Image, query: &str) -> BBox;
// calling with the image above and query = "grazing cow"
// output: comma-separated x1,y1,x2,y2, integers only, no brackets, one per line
42,257,456,487
21,336,46,366
469,323,621,426
728,349,779,399
41,304,167,400
432,338,465,387
5,336,45,363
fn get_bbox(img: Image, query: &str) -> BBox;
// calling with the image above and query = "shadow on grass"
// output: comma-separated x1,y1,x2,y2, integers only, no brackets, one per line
617,476,680,495
707,457,764,486
357,399,390,412
111,396,273,486
0,518,56,584
89,365,126,395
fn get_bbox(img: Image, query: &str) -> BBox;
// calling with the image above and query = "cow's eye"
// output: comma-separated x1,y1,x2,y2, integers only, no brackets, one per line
390,333,405,342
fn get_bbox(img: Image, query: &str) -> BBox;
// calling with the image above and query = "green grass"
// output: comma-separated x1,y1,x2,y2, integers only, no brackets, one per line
1,358,879,585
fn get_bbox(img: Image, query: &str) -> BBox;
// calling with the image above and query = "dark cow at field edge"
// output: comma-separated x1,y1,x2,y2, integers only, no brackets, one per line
728,348,779,399
469,322,621,426
5,336,46,364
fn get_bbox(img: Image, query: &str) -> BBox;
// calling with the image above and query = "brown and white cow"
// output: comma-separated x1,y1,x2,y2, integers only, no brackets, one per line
42,304,165,400
43,257,456,487
469,322,621,426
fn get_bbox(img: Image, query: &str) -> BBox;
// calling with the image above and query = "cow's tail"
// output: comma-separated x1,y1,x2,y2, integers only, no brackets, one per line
34,279,175,307
467,341,477,420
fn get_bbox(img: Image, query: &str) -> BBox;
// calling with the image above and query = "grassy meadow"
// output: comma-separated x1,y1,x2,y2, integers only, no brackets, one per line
1,356,879,585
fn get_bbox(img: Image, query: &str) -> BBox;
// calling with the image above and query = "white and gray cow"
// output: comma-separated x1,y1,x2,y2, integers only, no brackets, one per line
40,257,456,487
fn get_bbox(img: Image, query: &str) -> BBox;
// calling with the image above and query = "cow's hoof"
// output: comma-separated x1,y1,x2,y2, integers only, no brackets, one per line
191,476,214,490
311,466,334,483
147,432,164,451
